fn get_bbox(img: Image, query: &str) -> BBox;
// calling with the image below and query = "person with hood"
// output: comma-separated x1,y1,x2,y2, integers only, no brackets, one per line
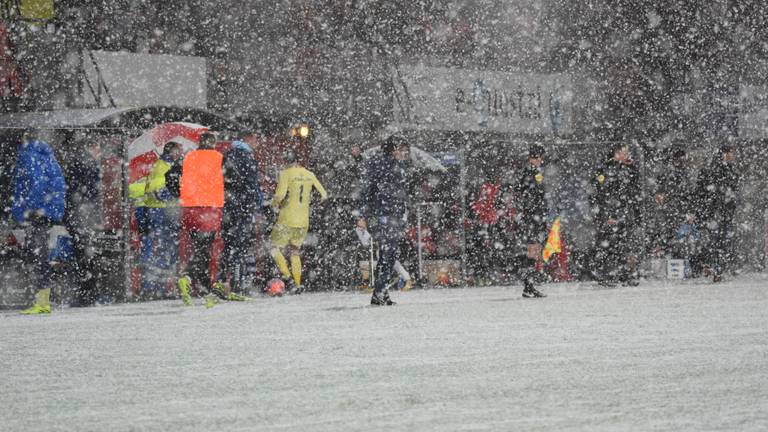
270,149,327,294
591,142,642,286
217,139,263,298
652,147,695,259
512,144,549,298
693,144,739,282
177,132,224,306
357,135,410,306
12,131,66,314
143,141,183,299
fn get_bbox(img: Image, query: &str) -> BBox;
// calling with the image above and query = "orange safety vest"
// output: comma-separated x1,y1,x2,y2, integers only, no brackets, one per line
179,149,224,207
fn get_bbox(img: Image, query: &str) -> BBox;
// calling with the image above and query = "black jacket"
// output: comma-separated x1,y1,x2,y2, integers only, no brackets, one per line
513,164,548,244
695,158,739,224
62,149,100,227
360,153,408,220
222,147,263,220
656,164,694,225
165,160,182,199
592,159,641,226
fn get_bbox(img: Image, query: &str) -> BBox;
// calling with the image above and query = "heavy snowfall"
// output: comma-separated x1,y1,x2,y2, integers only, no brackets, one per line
1,1,768,430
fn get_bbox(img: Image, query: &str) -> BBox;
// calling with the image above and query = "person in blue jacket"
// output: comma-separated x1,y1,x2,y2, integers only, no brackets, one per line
357,135,410,306
12,131,67,314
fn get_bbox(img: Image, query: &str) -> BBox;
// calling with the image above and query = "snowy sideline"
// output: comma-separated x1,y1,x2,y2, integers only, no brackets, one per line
2,277,768,432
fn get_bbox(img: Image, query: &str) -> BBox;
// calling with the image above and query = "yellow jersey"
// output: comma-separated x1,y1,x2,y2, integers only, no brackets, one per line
271,166,327,228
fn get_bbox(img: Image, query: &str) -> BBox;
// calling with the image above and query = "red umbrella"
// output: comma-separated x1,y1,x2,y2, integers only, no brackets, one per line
127,122,208,182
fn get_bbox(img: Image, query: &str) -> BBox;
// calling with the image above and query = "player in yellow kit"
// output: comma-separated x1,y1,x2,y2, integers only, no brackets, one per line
270,152,328,293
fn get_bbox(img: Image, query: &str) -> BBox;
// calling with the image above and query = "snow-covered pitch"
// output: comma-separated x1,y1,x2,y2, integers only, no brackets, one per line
2,277,767,431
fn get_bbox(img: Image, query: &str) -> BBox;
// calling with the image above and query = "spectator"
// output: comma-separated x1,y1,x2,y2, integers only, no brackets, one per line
12,130,66,315
143,141,183,299
591,142,642,286
219,140,263,298
177,132,224,305
61,138,101,307
694,144,739,282
469,174,504,285
358,135,410,306
652,147,695,259
0,23,26,112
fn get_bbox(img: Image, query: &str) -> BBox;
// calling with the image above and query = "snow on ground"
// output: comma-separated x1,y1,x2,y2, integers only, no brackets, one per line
1,277,768,432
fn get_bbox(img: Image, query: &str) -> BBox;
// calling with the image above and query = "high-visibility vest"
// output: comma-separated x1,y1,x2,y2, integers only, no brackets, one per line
144,159,176,208
128,176,149,206
179,149,224,208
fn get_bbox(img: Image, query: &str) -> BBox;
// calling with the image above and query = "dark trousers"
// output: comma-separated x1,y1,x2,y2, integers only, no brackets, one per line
468,223,505,281
65,218,97,305
699,219,734,276
373,216,404,294
594,222,632,281
135,207,152,262
220,215,253,294
188,231,216,290
22,220,52,294
513,254,537,286
141,207,180,297
147,208,180,270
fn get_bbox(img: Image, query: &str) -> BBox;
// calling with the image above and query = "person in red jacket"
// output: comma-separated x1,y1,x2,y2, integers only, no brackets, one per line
176,132,224,304
468,176,505,284
0,24,26,111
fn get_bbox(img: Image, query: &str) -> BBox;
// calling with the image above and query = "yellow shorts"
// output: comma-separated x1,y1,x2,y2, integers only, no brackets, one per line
270,224,308,248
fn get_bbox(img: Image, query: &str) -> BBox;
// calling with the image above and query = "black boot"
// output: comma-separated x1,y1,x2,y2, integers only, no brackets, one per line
371,290,396,306
287,280,305,295
522,280,546,298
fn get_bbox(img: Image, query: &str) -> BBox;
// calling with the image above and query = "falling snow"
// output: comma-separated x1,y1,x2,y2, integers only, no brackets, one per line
2,2,768,430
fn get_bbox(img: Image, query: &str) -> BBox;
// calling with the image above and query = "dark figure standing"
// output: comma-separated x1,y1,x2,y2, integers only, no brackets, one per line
652,147,695,259
62,139,101,306
220,140,263,296
358,136,410,306
512,144,548,298
694,145,739,282
591,143,642,286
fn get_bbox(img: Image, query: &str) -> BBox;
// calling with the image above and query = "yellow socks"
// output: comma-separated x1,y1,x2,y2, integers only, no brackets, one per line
290,255,302,286
272,248,303,287
271,248,291,280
